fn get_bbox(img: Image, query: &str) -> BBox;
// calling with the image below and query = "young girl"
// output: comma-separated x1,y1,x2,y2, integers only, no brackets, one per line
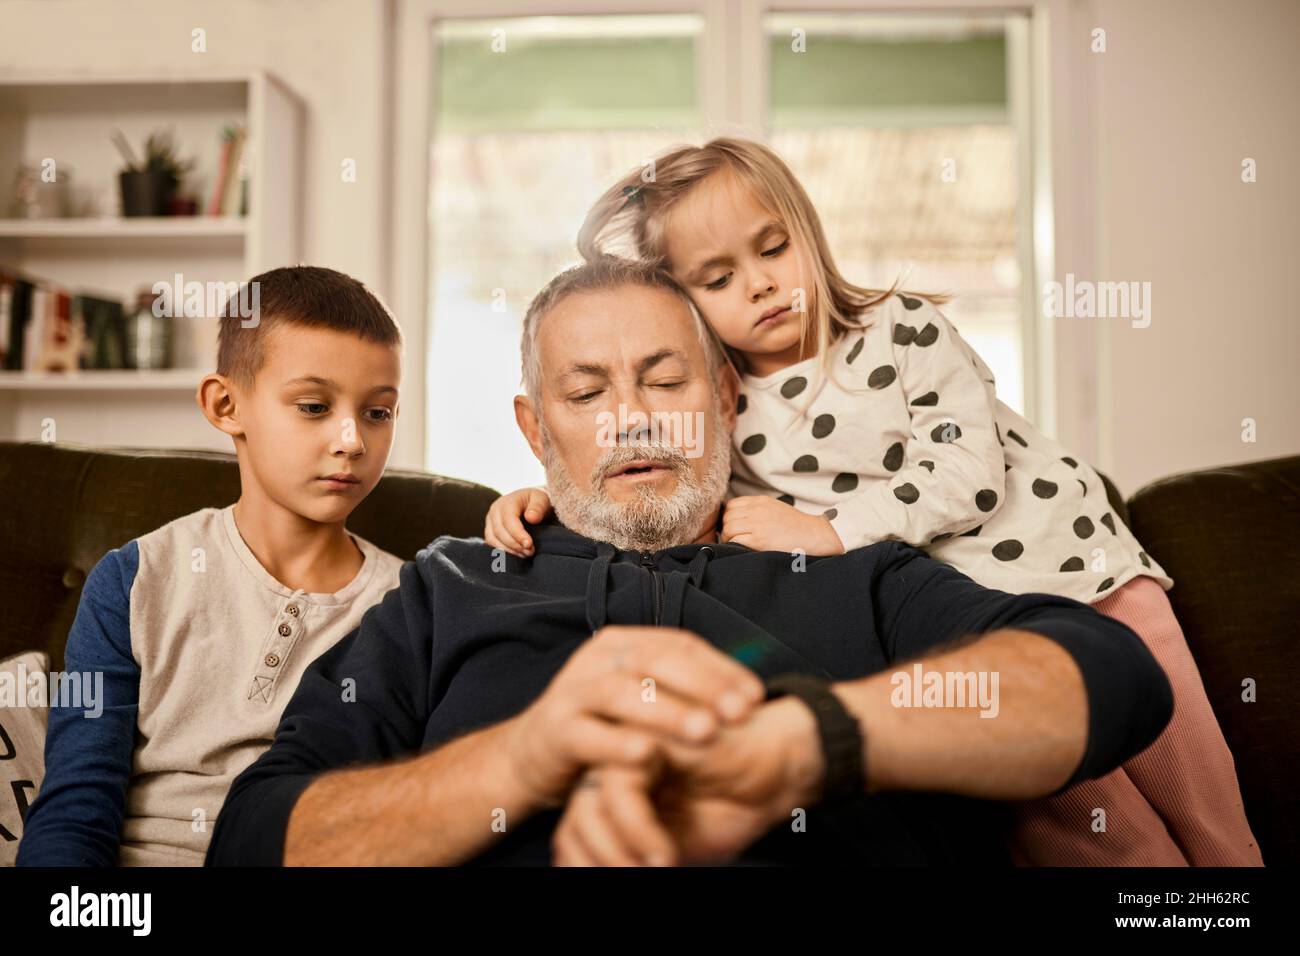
487,137,1260,866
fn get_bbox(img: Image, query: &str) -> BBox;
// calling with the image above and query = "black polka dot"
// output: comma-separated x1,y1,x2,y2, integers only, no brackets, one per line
913,322,938,347
792,454,819,473
832,472,858,493
846,338,864,364
812,413,836,438
918,460,935,472
960,524,982,537
976,489,998,512
1139,551,1151,568
741,434,766,455
777,494,795,505
736,394,748,414
894,483,920,504
930,422,962,443
909,391,939,406
1060,556,1085,572
1032,478,1058,499
1061,456,1078,468
1096,577,1115,594
1100,512,1116,534
1073,516,1095,539
1077,479,1087,496
893,324,917,346
1006,429,1028,448
883,441,905,471
823,508,837,520
992,540,1024,561
781,376,807,399
930,533,953,543
897,293,923,310
868,365,897,389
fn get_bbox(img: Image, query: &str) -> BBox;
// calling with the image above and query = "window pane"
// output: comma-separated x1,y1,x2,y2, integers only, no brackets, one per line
427,16,702,492
767,13,1026,412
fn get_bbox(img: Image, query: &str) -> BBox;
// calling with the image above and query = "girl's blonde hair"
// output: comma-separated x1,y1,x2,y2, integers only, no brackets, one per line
576,136,951,388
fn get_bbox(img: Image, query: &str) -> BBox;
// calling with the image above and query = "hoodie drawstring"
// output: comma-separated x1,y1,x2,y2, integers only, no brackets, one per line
665,546,715,628
585,542,617,633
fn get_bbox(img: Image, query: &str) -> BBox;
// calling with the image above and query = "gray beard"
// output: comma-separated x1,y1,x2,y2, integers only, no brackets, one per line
541,403,732,552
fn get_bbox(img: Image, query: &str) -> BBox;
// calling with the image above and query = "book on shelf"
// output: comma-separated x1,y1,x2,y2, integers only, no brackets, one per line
0,270,127,372
207,123,248,218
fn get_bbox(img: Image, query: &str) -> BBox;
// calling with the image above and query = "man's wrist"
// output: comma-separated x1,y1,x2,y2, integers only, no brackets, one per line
485,715,553,818
767,697,827,810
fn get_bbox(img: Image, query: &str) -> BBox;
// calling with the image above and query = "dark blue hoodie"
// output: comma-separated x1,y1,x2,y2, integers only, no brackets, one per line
206,522,1173,866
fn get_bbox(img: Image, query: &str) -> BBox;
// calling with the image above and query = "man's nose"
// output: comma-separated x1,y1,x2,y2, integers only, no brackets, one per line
605,382,655,443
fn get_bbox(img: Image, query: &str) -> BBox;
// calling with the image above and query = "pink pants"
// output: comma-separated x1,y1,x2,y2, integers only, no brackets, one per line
1008,575,1263,866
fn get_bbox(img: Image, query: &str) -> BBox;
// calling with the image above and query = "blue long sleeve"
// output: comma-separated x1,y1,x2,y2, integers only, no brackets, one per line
17,542,140,867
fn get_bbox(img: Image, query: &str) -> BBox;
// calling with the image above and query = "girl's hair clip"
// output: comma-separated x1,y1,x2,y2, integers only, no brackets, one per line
621,184,646,209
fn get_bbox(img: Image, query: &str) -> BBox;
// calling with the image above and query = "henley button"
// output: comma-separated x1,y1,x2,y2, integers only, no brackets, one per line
264,653,280,667
277,623,291,637
286,604,300,617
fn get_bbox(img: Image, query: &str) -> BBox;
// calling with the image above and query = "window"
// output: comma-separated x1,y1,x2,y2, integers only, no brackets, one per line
426,15,703,493
767,12,1028,412
421,5,1041,490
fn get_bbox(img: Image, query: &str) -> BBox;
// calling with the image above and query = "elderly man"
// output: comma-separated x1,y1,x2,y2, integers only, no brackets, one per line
206,256,1172,866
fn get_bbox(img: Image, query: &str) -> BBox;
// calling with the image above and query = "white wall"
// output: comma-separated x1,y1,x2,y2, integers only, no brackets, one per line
1083,0,1300,492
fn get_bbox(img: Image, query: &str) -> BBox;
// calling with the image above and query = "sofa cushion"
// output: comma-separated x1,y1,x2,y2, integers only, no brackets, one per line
1126,454,1300,865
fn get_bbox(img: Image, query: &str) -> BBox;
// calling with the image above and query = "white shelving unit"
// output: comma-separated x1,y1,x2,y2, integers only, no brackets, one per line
0,71,302,449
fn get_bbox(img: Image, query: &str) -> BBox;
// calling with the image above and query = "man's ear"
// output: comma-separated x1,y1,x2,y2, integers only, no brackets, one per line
514,394,545,463
197,373,246,439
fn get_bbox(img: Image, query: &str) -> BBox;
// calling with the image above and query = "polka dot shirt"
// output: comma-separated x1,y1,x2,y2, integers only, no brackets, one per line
728,293,1172,605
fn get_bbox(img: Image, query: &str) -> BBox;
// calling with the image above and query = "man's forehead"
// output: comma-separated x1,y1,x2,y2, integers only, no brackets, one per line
538,286,702,376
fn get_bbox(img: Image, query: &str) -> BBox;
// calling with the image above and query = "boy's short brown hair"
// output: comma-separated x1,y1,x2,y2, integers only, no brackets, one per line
217,265,402,388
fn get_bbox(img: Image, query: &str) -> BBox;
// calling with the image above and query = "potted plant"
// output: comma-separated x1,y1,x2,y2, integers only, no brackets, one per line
113,129,194,217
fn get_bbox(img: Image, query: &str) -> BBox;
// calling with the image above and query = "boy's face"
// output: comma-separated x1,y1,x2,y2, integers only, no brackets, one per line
234,323,401,525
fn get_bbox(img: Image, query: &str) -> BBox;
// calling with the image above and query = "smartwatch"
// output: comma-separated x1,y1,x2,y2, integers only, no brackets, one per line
764,673,866,803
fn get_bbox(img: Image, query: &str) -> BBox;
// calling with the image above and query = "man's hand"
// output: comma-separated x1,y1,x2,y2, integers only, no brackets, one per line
501,625,766,815
721,496,846,555
552,697,825,865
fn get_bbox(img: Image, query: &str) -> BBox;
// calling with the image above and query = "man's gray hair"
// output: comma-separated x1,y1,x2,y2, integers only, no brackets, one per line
520,254,729,405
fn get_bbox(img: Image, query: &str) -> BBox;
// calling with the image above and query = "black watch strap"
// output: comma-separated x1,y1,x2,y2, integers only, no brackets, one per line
765,673,866,803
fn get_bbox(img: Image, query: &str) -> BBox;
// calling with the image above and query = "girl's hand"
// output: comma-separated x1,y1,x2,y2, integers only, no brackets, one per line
484,486,552,557
720,496,846,555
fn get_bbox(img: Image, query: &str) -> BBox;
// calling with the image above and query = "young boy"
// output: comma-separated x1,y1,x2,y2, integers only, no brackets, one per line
17,266,406,866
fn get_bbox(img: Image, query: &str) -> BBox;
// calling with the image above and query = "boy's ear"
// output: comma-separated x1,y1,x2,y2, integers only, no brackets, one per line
514,394,545,464
197,373,246,439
